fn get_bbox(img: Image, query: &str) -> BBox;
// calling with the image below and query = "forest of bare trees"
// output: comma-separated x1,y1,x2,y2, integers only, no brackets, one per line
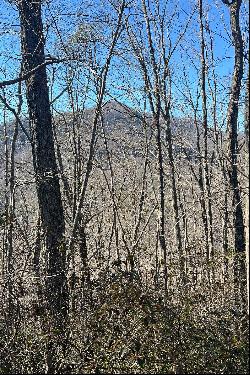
0,0,249,373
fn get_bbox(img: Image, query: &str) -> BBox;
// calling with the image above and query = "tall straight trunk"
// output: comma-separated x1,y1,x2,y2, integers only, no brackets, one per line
244,72,249,312
162,108,185,284
199,0,214,262
222,0,247,313
155,112,168,295
223,0,245,252
141,0,168,297
18,0,68,317
193,110,210,261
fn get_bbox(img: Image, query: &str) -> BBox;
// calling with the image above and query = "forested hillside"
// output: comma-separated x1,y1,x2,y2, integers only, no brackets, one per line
0,0,249,373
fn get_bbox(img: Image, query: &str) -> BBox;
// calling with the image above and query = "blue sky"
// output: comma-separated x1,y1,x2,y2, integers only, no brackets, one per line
0,0,249,127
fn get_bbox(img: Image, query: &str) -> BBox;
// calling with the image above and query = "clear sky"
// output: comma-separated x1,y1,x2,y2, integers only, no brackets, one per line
0,0,249,127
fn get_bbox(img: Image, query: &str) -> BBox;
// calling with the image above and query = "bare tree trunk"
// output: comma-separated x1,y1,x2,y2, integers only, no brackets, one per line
223,0,245,252
244,72,249,312
19,0,68,316
140,0,168,297
18,1,68,372
199,0,214,263
155,112,168,295
192,109,210,262
162,107,185,284
222,0,247,313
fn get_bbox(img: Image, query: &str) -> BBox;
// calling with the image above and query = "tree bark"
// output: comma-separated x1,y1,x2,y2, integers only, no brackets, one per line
18,0,68,318
141,0,168,296
244,72,249,312
223,0,245,253
222,0,247,314
199,0,214,264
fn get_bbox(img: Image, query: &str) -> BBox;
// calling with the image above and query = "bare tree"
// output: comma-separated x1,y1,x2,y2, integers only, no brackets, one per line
198,0,214,264
244,71,249,311
222,0,245,251
222,0,247,312
18,0,69,372
18,0,68,316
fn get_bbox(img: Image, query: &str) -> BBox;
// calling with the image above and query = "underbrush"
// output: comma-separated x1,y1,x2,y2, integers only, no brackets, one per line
0,273,249,374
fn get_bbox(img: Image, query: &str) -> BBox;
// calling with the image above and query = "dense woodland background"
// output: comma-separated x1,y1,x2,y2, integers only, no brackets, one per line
0,0,249,373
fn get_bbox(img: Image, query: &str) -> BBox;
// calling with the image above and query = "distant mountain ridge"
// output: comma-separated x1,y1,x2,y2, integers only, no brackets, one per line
0,100,201,160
